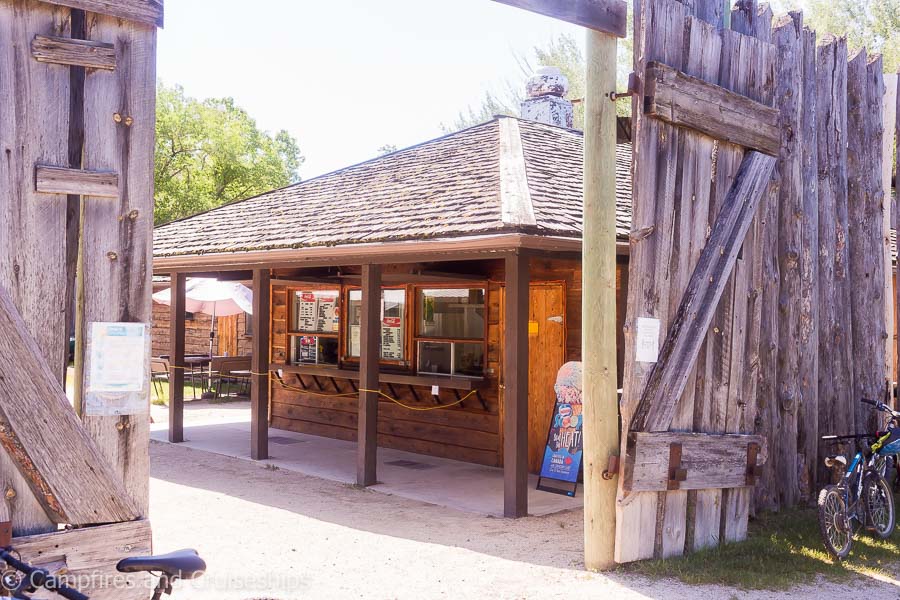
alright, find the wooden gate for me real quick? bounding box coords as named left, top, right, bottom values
left=616, top=0, right=777, bottom=561
left=0, top=0, right=160, bottom=596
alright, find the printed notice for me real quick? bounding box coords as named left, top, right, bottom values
left=88, top=322, right=147, bottom=392
left=635, top=317, right=661, bottom=363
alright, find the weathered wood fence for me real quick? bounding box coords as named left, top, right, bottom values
left=617, top=0, right=897, bottom=562
left=0, top=0, right=159, bottom=596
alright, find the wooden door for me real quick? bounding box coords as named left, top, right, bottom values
left=527, top=282, right=566, bottom=473
left=218, top=315, right=239, bottom=356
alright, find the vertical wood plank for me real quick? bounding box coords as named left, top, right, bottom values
left=816, top=36, right=854, bottom=485
left=583, top=27, right=620, bottom=570
left=358, top=263, right=381, bottom=486
left=504, top=252, right=529, bottom=518
left=79, top=13, right=156, bottom=514
left=660, top=16, right=721, bottom=557
left=891, top=74, right=900, bottom=403
left=772, top=12, right=803, bottom=510
left=847, top=51, right=887, bottom=433
left=796, top=24, right=819, bottom=503
left=0, top=0, right=72, bottom=535
left=168, top=272, right=186, bottom=443
left=251, top=269, right=271, bottom=460
left=617, top=0, right=687, bottom=562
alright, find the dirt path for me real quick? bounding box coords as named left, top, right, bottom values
left=149, top=441, right=898, bottom=599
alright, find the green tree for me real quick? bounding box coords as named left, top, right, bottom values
left=799, top=0, right=900, bottom=72
left=154, top=82, right=304, bottom=225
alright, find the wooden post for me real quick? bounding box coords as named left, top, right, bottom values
left=772, top=13, right=803, bottom=509
left=582, top=28, right=619, bottom=569
left=168, top=272, right=186, bottom=444
left=847, top=50, right=885, bottom=434
left=882, top=73, right=897, bottom=401
left=816, top=36, right=854, bottom=480
left=251, top=269, right=271, bottom=460
left=504, top=251, right=529, bottom=518
left=796, top=23, right=820, bottom=503
left=358, top=263, right=381, bottom=486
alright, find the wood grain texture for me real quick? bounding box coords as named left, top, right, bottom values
left=0, top=0, right=72, bottom=535
left=582, top=28, right=620, bottom=569
left=11, top=520, right=152, bottom=599
left=489, top=0, right=627, bottom=37
left=34, top=165, right=118, bottom=197
left=31, top=33, right=115, bottom=69
left=617, top=0, right=690, bottom=563
left=816, top=36, right=854, bottom=486
left=39, top=0, right=162, bottom=27
left=644, top=61, right=779, bottom=155
left=629, top=152, right=776, bottom=435
left=0, top=287, right=139, bottom=524
left=794, top=24, right=819, bottom=505
left=882, top=74, right=897, bottom=402
left=847, top=50, right=887, bottom=433
left=624, top=432, right=766, bottom=492
left=78, top=13, right=156, bottom=516
left=772, top=12, right=803, bottom=509
left=894, top=75, right=900, bottom=400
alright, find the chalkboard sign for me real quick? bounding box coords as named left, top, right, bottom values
left=537, top=362, right=583, bottom=497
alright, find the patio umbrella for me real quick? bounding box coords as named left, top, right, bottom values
left=153, top=278, right=253, bottom=397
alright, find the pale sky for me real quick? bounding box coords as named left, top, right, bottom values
left=157, top=0, right=585, bottom=179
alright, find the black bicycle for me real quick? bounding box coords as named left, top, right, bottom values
left=0, top=547, right=205, bottom=599
left=817, top=398, right=900, bottom=559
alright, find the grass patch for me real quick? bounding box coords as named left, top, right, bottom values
left=622, top=503, right=900, bottom=590
left=150, top=381, right=208, bottom=406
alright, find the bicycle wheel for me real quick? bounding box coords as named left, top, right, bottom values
left=818, top=485, right=852, bottom=559
left=864, top=472, right=896, bottom=539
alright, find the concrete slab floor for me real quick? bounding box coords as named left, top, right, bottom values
left=150, top=400, right=583, bottom=517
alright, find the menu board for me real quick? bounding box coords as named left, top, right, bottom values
left=349, top=325, right=361, bottom=357
left=317, top=296, right=339, bottom=332
left=295, top=292, right=339, bottom=333
left=295, top=292, right=317, bottom=332
left=296, top=336, right=317, bottom=364
left=381, top=317, right=403, bottom=360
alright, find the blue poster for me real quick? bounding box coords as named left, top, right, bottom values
left=539, top=363, right=584, bottom=484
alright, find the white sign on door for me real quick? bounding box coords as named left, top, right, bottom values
left=635, top=317, right=661, bottom=363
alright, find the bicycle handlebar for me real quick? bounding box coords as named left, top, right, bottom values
left=0, top=550, right=89, bottom=600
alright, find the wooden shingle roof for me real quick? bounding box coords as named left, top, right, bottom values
left=153, top=116, right=632, bottom=259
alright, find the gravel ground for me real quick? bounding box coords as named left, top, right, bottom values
left=148, top=441, right=900, bottom=599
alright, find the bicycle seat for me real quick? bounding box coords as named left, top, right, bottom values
left=116, top=549, right=206, bottom=580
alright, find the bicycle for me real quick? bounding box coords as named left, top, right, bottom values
left=817, top=398, right=900, bottom=559
left=0, top=547, right=205, bottom=599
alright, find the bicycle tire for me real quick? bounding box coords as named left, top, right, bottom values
left=818, top=485, right=852, bottom=559
left=863, top=472, right=896, bottom=539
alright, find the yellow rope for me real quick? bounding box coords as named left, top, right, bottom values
left=164, top=364, right=478, bottom=412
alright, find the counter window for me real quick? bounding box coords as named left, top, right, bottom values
left=347, top=288, right=406, bottom=361
left=289, top=289, right=339, bottom=366
left=416, top=288, right=485, bottom=377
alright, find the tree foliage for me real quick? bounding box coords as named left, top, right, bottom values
left=799, top=0, right=900, bottom=72
left=154, top=82, right=303, bottom=225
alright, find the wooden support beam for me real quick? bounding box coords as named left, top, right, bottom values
left=31, top=34, right=116, bottom=70
left=503, top=252, right=529, bottom=518
left=0, top=286, right=139, bottom=524
left=168, top=272, right=186, bottom=444
left=251, top=269, right=271, bottom=460
left=882, top=73, right=897, bottom=401
left=358, top=263, right=381, bottom=486
left=489, top=0, right=627, bottom=37
left=623, top=432, right=767, bottom=493
left=644, top=61, right=780, bottom=156
left=39, top=0, right=164, bottom=27
left=11, top=520, right=153, bottom=600
left=582, top=28, right=619, bottom=570
left=630, top=151, right=777, bottom=434
left=35, top=165, right=117, bottom=197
